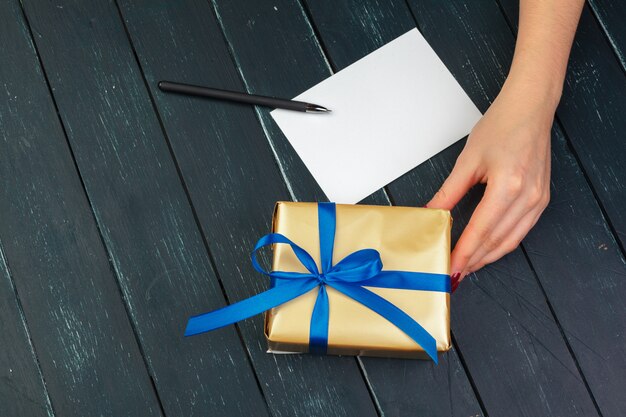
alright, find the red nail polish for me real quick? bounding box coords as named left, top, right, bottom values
left=450, top=272, right=460, bottom=293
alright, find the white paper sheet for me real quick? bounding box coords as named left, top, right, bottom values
left=270, top=28, right=482, bottom=204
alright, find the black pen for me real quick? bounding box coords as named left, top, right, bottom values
left=158, top=81, right=331, bottom=113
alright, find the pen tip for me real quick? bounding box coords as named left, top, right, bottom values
left=306, top=104, right=332, bottom=113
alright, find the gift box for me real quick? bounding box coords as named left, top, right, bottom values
left=265, top=202, right=451, bottom=360
left=185, top=201, right=452, bottom=362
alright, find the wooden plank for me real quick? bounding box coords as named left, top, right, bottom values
left=211, top=1, right=484, bottom=416
left=0, top=1, right=163, bottom=415
left=304, top=1, right=603, bottom=415
left=588, top=0, right=626, bottom=70
left=18, top=0, right=271, bottom=415
left=0, top=250, right=52, bottom=417
left=115, top=1, right=381, bottom=416
left=495, top=2, right=626, bottom=415
left=0, top=13, right=55, bottom=417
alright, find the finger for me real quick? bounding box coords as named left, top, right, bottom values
left=453, top=184, right=547, bottom=291
left=467, top=148, right=551, bottom=273
left=450, top=181, right=515, bottom=275
left=427, top=157, right=477, bottom=210
left=452, top=270, right=475, bottom=293
left=467, top=207, right=544, bottom=272
left=463, top=185, right=543, bottom=272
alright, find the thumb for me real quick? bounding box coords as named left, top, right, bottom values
left=427, top=159, right=476, bottom=210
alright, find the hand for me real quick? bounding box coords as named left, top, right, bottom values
left=427, top=80, right=556, bottom=291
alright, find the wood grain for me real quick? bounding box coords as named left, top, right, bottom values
left=588, top=0, right=626, bottom=70
left=0, top=1, right=163, bottom=415
left=0, top=249, right=52, bottom=417
left=18, top=0, right=271, bottom=415
left=0, top=9, right=54, bottom=415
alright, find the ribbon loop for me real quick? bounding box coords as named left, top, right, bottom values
left=251, top=233, right=319, bottom=277
left=325, top=249, right=383, bottom=283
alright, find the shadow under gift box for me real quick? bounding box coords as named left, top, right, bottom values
left=265, top=202, right=452, bottom=359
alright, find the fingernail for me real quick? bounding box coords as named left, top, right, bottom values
left=451, top=272, right=460, bottom=293
left=422, top=205, right=428, bottom=208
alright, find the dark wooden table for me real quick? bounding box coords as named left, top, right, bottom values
left=1, top=1, right=625, bottom=416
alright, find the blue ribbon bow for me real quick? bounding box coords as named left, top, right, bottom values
left=185, top=202, right=450, bottom=363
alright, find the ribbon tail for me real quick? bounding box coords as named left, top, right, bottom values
left=309, top=285, right=329, bottom=354
left=185, top=279, right=318, bottom=337
left=329, top=282, right=439, bottom=363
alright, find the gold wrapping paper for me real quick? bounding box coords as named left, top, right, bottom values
left=264, top=202, right=452, bottom=359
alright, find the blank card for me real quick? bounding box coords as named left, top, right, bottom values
left=270, top=28, right=482, bottom=204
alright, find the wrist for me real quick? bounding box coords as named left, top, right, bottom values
left=501, top=68, right=563, bottom=113
left=503, top=42, right=567, bottom=112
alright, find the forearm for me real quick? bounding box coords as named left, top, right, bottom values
left=432, top=0, right=585, bottom=283
left=504, top=0, right=585, bottom=110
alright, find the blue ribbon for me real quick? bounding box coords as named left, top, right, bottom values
left=185, top=202, right=450, bottom=363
